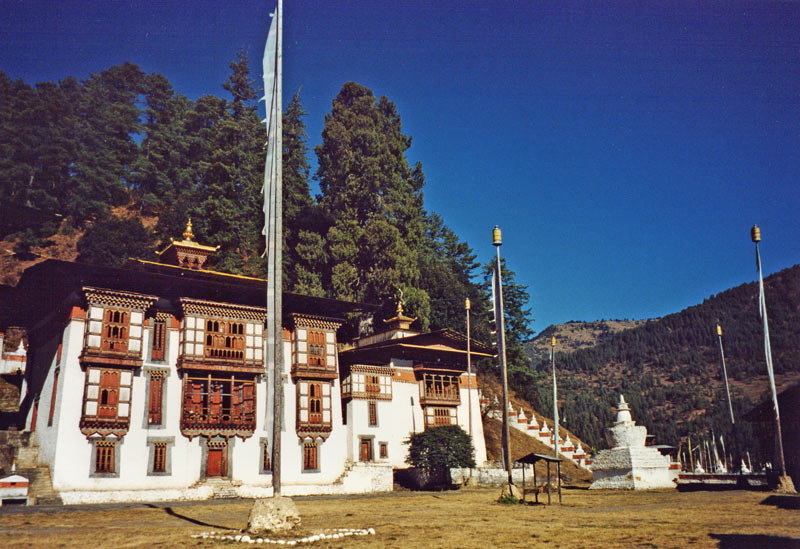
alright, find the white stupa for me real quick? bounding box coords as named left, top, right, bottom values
left=589, top=395, right=678, bottom=490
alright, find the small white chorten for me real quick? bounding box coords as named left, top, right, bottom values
left=589, top=394, right=678, bottom=490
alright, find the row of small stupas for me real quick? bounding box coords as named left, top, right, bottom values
left=480, top=393, right=592, bottom=470
left=0, top=222, right=489, bottom=504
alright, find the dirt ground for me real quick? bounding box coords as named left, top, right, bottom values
left=0, top=488, right=799, bottom=548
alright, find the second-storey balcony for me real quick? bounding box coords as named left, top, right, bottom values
left=418, top=371, right=461, bottom=406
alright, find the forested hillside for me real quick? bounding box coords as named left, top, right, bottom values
left=523, top=265, right=800, bottom=454
left=0, top=57, right=533, bottom=352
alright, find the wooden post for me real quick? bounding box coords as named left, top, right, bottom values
left=547, top=462, right=551, bottom=505
left=557, top=461, right=562, bottom=504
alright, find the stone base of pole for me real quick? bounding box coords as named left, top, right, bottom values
left=247, top=497, right=301, bottom=535
left=775, top=475, right=797, bottom=494
left=500, top=483, right=521, bottom=501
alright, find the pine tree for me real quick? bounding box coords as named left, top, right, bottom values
left=281, top=90, right=316, bottom=291
left=314, top=82, right=427, bottom=323
left=130, top=73, right=193, bottom=217
left=481, top=258, right=534, bottom=372
left=65, top=63, right=146, bottom=223
left=192, top=51, right=266, bottom=276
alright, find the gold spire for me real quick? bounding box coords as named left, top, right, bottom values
left=183, top=219, right=195, bottom=241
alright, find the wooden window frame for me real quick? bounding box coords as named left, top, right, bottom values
left=379, top=442, right=388, bottom=459
left=30, top=397, right=39, bottom=432
left=307, top=331, right=326, bottom=367
left=181, top=374, right=256, bottom=432
left=368, top=401, right=377, bottom=427
left=95, top=442, right=115, bottom=474
left=152, top=443, right=167, bottom=473
left=425, top=406, right=457, bottom=428
left=48, top=368, right=59, bottom=427
left=82, top=367, right=133, bottom=424
left=303, top=441, right=319, bottom=471
left=101, top=309, right=130, bottom=353
left=148, top=373, right=164, bottom=426
left=365, top=375, right=380, bottom=394
left=151, top=318, right=167, bottom=361
left=308, top=382, right=323, bottom=424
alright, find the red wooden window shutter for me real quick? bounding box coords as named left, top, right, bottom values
left=148, top=375, right=163, bottom=425
left=151, top=319, right=166, bottom=361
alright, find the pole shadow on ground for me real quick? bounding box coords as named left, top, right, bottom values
left=710, top=533, right=800, bottom=548
left=145, top=504, right=237, bottom=530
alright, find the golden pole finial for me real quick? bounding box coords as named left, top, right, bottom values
left=716, top=324, right=722, bottom=336
left=492, top=225, right=502, bottom=246
left=551, top=336, right=556, bottom=347
left=465, top=297, right=471, bottom=310
left=751, top=224, right=761, bottom=243
left=183, top=219, right=195, bottom=241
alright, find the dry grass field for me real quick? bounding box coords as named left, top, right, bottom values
left=1, top=488, right=799, bottom=548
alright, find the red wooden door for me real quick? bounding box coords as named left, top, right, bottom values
left=207, top=447, right=225, bottom=477
left=360, top=439, right=372, bottom=462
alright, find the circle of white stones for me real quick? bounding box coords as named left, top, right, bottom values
left=191, top=527, right=376, bottom=545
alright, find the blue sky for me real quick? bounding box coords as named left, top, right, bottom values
left=2, top=1, right=799, bottom=333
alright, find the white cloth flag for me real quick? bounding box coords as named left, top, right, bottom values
left=756, top=247, right=780, bottom=421
left=262, top=7, right=282, bottom=374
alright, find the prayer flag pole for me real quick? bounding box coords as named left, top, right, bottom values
left=751, top=225, right=794, bottom=493
left=716, top=324, right=735, bottom=425
left=551, top=336, right=559, bottom=460
left=492, top=226, right=513, bottom=486
left=262, top=0, right=283, bottom=497
left=466, top=297, right=473, bottom=440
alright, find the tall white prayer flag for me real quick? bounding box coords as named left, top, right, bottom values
left=262, top=0, right=283, bottom=496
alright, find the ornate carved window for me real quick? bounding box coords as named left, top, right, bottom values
left=85, top=307, right=144, bottom=356
left=204, top=319, right=245, bottom=360
left=425, top=406, right=456, bottom=427
left=82, top=367, right=133, bottom=424
left=303, top=441, right=318, bottom=471
left=152, top=443, right=167, bottom=473
left=180, top=313, right=263, bottom=365
left=180, top=374, right=256, bottom=439
left=379, top=442, right=388, bottom=459
left=291, top=317, right=340, bottom=380
left=307, top=331, right=326, bottom=366
left=365, top=375, right=380, bottom=394
left=342, top=367, right=392, bottom=400
left=368, top=401, right=377, bottom=426
left=309, top=383, right=322, bottom=424
left=297, top=380, right=331, bottom=434
left=419, top=373, right=460, bottom=404
left=151, top=318, right=167, bottom=361
left=95, top=441, right=115, bottom=474
left=148, top=372, right=165, bottom=425
left=82, top=288, right=155, bottom=365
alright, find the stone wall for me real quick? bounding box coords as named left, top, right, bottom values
left=450, top=466, right=552, bottom=487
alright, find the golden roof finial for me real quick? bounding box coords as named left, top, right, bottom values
left=397, top=299, right=404, bottom=316
left=183, top=219, right=194, bottom=241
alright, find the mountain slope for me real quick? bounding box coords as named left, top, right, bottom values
left=525, top=320, right=647, bottom=362
left=523, top=264, right=800, bottom=455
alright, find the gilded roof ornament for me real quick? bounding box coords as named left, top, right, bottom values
left=183, top=219, right=195, bottom=241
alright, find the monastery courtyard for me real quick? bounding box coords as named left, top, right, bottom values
left=0, top=488, right=798, bottom=548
